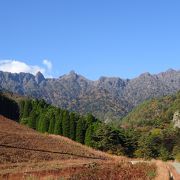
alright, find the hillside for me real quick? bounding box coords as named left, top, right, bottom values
left=0, top=69, right=180, bottom=121
left=0, top=115, right=110, bottom=164
left=121, top=91, right=180, bottom=128
left=0, top=115, right=161, bottom=180
left=1, top=89, right=180, bottom=162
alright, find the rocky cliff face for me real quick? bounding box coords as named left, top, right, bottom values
left=173, top=111, right=180, bottom=128
left=0, top=69, right=180, bottom=121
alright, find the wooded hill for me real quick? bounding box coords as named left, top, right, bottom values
left=121, top=91, right=180, bottom=128
left=0, top=92, right=179, bottom=161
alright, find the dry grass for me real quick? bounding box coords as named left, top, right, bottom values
left=69, top=162, right=157, bottom=180
left=0, top=115, right=159, bottom=180
left=0, top=161, right=157, bottom=180
left=0, top=115, right=114, bottom=164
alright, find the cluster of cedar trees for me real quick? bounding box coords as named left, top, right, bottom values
left=18, top=99, right=133, bottom=155
left=0, top=93, right=179, bottom=161
left=19, top=99, right=95, bottom=144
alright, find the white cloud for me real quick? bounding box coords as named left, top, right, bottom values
left=43, top=59, right=52, bottom=71
left=0, top=60, right=53, bottom=77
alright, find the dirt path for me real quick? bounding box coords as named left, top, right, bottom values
left=172, top=162, right=180, bottom=174
left=131, top=160, right=179, bottom=180
left=167, top=162, right=180, bottom=180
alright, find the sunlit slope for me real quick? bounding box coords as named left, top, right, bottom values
left=0, top=115, right=110, bottom=164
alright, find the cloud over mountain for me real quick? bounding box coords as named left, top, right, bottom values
left=0, top=60, right=52, bottom=77
left=43, top=59, right=52, bottom=71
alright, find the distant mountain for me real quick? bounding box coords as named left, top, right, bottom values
left=0, top=69, right=180, bottom=121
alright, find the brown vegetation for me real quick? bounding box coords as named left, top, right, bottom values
left=0, top=115, right=165, bottom=180
left=0, top=115, right=112, bottom=164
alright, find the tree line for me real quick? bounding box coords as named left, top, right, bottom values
left=0, top=94, right=179, bottom=161
left=19, top=99, right=136, bottom=155
left=19, top=99, right=93, bottom=144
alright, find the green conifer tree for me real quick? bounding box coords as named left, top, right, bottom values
left=38, top=112, right=49, bottom=133
left=54, top=109, right=63, bottom=135
left=70, top=112, right=79, bottom=140
left=19, top=100, right=25, bottom=119
left=23, top=100, right=32, bottom=118
left=85, top=124, right=94, bottom=146
left=76, top=117, right=86, bottom=144
left=48, top=109, right=56, bottom=134
left=62, top=110, right=70, bottom=137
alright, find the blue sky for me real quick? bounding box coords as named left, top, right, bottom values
left=0, top=0, right=180, bottom=79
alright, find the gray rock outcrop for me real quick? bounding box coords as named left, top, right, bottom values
left=173, top=111, right=180, bottom=128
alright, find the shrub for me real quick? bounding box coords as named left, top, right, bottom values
left=175, top=153, right=180, bottom=162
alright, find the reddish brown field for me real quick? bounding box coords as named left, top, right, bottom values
left=0, top=115, right=112, bottom=164
left=0, top=115, right=168, bottom=180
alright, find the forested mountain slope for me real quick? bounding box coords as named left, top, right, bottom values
left=1, top=92, right=179, bottom=161
left=121, top=91, right=180, bottom=128
left=0, top=69, right=180, bottom=121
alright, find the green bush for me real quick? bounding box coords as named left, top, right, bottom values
left=159, top=147, right=171, bottom=161
left=175, top=153, right=180, bottom=162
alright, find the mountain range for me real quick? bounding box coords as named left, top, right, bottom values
left=0, top=69, right=180, bottom=122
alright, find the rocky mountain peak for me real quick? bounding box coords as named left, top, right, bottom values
left=0, top=69, right=179, bottom=121
left=35, top=71, right=45, bottom=84
left=166, top=68, right=176, bottom=73
left=66, top=70, right=78, bottom=79
left=69, top=70, right=76, bottom=75
left=139, top=72, right=152, bottom=78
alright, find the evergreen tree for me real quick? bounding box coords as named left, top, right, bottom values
left=20, top=117, right=29, bottom=125
left=134, top=130, right=162, bottom=159
left=85, top=124, right=94, bottom=146
left=38, top=99, right=48, bottom=109
left=48, top=109, right=56, bottom=134
left=23, top=100, right=32, bottom=118
left=27, top=117, right=35, bottom=129
left=69, top=112, right=77, bottom=140
left=84, top=114, right=98, bottom=146
left=19, top=100, right=25, bottom=119
left=159, top=147, right=171, bottom=161
left=123, top=129, right=139, bottom=157
left=54, top=109, right=63, bottom=135
left=76, top=117, right=86, bottom=144
left=38, top=112, right=49, bottom=133
left=62, top=110, right=70, bottom=137
left=92, top=124, right=124, bottom=153
left=28, top=109, right=38, bottom=129
left=86, top=113, right=96, bottom=125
